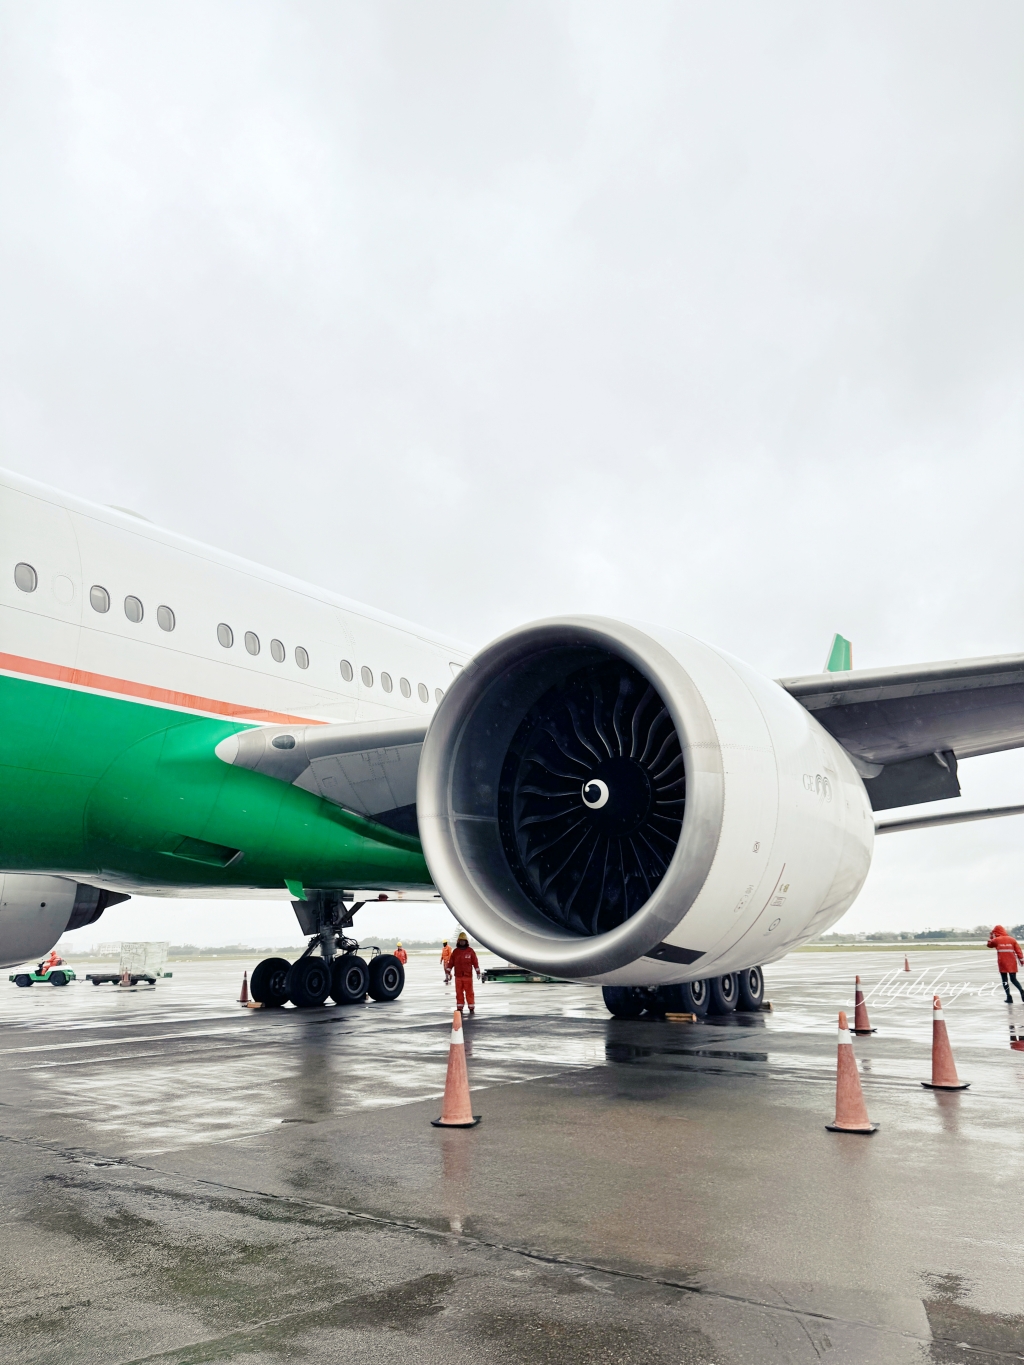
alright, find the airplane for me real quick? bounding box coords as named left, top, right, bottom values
left=4, top=465, right=1024, bottom=1018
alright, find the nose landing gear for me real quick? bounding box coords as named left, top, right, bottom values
left=248, top=891, right=406, bottom=1009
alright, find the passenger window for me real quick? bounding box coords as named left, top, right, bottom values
left=217, top=623, right=233, bottom=648
left=361, top=666, right=373, bottom=688
left=295, top=646, right=309, bottom=669
left=271, top=638, right=285, bottom=663
left=90, top=585, right=110, bottom=613
left=157, top=605, right=175, bottom=632
left=125, top=596, right=144, bottom=623
left=381, top=672, right=393, bottom=693
left=435, top=687, right=444, bottom=704
left=340, top=659, right=354, bottom=682
left=14, top=563, right=37, bottom=593
left=400, top=677, right=411, bottom=698
left=244, top=631, right=260, bottom=656
left=417, top=683, right=428, bottom=703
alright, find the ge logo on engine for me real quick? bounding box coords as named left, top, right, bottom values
left=802, top=773, right=832, bottom=802
left=582, top=779, right=610, bottom=809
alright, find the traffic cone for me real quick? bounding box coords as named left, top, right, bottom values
left=851, top=975, right=876, bottom=1035
left=904, top=956, right=910, bottom=972
left=922, top=995, right=969, bottom=1090
left=238, top=970, right=249, bottom=1005
left=119, top=968, right=132, bottom=988
left=431, top=1010, right=480, bottom=1128
left=1010, top=1023, right=1024, bottom=1053
left=826, top=1011, right=878, bottom=1133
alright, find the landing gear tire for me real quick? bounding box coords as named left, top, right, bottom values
left=331, top=955, right=369, bottom=1004
left=367, top=954, right=404, bottom=1002
left=658, top=980, right=710, bottom=1017
left=250, top=956, right=291, bottom=1008
left=602, top=986, right=647, bottom=1019
left=287, top=956, right=332, bottom=1008
left=14, top=973, right=32, bottom=987
left=49, top=971, right=68, bottom=987
left=736, top=966, right=764, bottom=1012
left=708, top=973, right=738, bottom=1015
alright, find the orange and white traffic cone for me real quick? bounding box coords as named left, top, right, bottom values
left=851, top=975, right=876, bottom=1035
left=922, top=995, right=969, bottom=1090
left=119, top=968, right=132, bottom=988
left=238, top=970, right=249, bottom=1005
left=431, top=1010, right=480, bottom=1128
left=826, top=1010, right=878, bottom=1134
left=904, top=956, right=910, bottom=972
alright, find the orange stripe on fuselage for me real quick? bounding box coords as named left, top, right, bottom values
left=0, top=651, right=326, bottom=727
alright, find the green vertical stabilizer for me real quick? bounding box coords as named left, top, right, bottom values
left=825, top=633, right=853, bottom=672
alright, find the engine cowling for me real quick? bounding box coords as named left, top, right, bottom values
left=0, top=875, right=129, bottom=969
left=417, top=617, right=873, bottom=986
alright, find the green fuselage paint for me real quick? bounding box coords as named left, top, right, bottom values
left=0, top=467, right=468, bottom=898
left=0, top=672, right=431, bottom=892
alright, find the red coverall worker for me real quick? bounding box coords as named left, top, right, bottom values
left=450, top=938, right=480, bottom=1013
left=394, top=943, right=408, bottom=965
left=440, top=941, right=452, bottom=984
left=988, top=925, right=1024, bottom=1003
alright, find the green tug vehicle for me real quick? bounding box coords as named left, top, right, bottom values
left=10, top=959, right=76, bottom=988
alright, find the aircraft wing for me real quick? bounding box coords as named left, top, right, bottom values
left=215, top=719, right=428, bottom=836
left=778, top=653, right=1024, bottom=810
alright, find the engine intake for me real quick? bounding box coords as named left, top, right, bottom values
left=417, top=618, right=726, bottom=977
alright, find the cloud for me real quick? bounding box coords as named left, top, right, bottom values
left=3, top=1, right=1024, bottom=932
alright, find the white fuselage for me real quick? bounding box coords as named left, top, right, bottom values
left=0, top=468, right=471, bottom=732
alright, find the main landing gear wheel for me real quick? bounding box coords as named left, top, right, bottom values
left=367, top=954, right=404, bottom=1002
left=602, top=986, right=647, bottom=1018
left=708, top=973, right=738, bottom=1015
left=736, top=966, right=764, bottom=1012
left=657, top=980, right=710, bottom=1017
left=287, top=956, right=332, bottom=1009
left=250, top=956, right=291, bottom=1008
left=331, top=955, right=369, bottom=1004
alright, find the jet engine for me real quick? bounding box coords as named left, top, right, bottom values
left=417, top=617, right=873, bottom=986
left=0, top=875, right=129, bottom=969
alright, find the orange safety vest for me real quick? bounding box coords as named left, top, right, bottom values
left=450, top=945, right=479, bottom=977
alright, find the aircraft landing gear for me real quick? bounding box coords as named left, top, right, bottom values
left=250, top=955, right=291, bottom=1007
left=602, top=969, right=764, bottom=1019
left=736, top=966, right=764, bottom=1012
left=249, top=891, right=407, bottom=1010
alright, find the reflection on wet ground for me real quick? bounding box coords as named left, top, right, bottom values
left=1, top=948, right=1023, bottom=1363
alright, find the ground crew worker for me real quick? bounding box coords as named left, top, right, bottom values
left=449, top=932, right=481, bottom=1014
left=440, top=940, right=452, bottom=984
left=37, top=949, right=62, bottom=974
left=394, top=942, right=408, bottom=965
left=987, top=925, right=1024, bottom=1003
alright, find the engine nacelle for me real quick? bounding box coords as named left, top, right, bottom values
left=418, top=617, right=873, bottom=985
left=0, top=875, right=129, bottom=969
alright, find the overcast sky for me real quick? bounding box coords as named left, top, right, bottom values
left=4, top=3, right=1024, bottom=946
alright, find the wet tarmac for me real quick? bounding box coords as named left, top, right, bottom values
left=1, top=948, right=1023, bottom=1364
